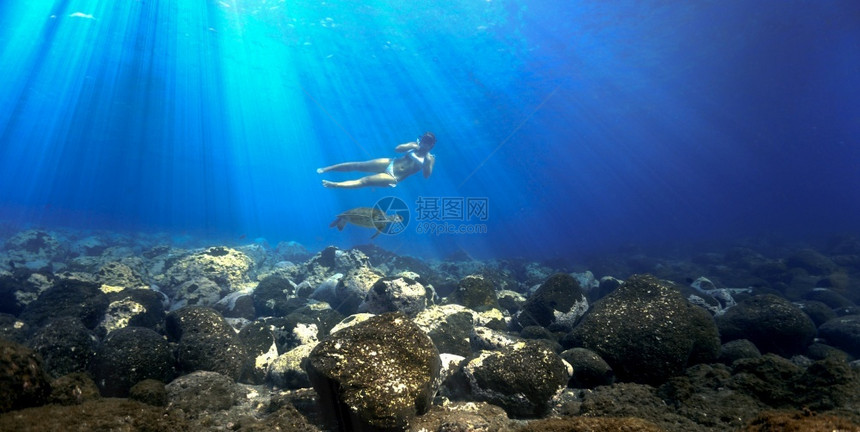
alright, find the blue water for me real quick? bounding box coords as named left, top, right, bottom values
left=1, top=1, right=858, bottom=260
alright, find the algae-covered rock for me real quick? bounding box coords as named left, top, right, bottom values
left=305, top=312, right=440, bottom=431
left=565, top=274, right=720, bottom=385
left=716, top=294, right=817, bottom=356
left=90, top=326, right=175, bottom=397
left=0, top=338, right=51, bottom=413
left=463, top=341, right=569, bottom=418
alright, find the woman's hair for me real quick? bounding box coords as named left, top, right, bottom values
left=419, top=132, right=436, bottom=150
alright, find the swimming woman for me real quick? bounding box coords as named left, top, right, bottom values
left=317, top=132, right=436, bottom=189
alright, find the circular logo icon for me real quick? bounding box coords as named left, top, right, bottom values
left=373, top=196, right=409, bottom=235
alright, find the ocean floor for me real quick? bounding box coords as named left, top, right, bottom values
left=1, top=226, right=860, bottom=431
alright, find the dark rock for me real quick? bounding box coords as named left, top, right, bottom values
left=653, top=363, right=762, bottom=430
left=0, top=275, right=26, bottom=315
left=592, top=276, right=624, bottom=301
left=729, top=354, right=804, bottom=407
left=837, top=305, right=860, bottom=316
left=716, top=294, right=816, bottom=356
left=423, top=310, right=474, bottom=357
left=517, top=416, right=664, bottom=432
left=446, top=274, right=499, bottom=311
left=267, top=343, right=315, bottom=389
left=559, top=347, right=615, bottom=388
left=165, top=370, right=243, bottom=415
left=28, top=317, right=96, bottom=377
left=463, top=341, right=569, bottom=418
left=0, top=338, right=52, bottom=413
left=806, top=342, right=850, bottom=361
left=743, top=410, right=860, bottom=432
left=0, top=399, right=192, bottom=430
left=718, top=339, right=762, bottom=365
left=215, top=292, right=256, bottom=319
left=165, top=305, right=233, bottom=341
left=20, top=280, right=109, bottom=329
left=165, top=306, right=250, bottom=380
left=253, top=274, right=297, bottom=317
left=519, top=325, right=556, bottom=342
left=237, top=403, right=324, bottom=431
left=330, top=267, right=384, bottom=316
left=358, top=276, right=432, bottom=317
left=818, top=315, right=860, bottom=358
left=750, top=261, right=790, bottom=284
left=576, top=382, right=705, bottom=430
left=804, top=288, right=855, bottom=309
left=269, top=305, right=343, bottom=353
left=786, top=249, right=837, bottom=275
left=129, top=379, right=168, bottom=407
left=305, top=312, right=440, bottom=431
left=90, top=326, right=175, bottom=397
left=238, top=320, right=278, bottom=384
left=97, top=288, right=166, bottom=337
left=49, top=372, right=100, bottom=405
left=414, top=401, right=512, bottom=432
left=497, top=290, right=525, bottom=315
left=565, top=274, right=719, bottom=385
left=796, top=300, right=838, bottom=327
left=686, top=303, right=721, bottom=365
left=795, top=356, right=860, bottom=410
left=0, top=313, right=29, bottom=343
left=516, top=273, right=588, bottom=332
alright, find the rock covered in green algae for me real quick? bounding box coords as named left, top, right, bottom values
left=305, top=312, right=441, bottom=431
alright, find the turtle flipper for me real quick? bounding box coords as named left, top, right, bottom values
left=370, top=230, right=381, bottom=239
left=329, top=217, right=346, bottom=231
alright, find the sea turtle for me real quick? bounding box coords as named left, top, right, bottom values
left=329, top=207, right=403, bottom=239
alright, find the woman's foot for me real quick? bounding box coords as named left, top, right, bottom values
left=316, top=167, right=325, bottom=174
left=322, top=180, right=335, bottom=188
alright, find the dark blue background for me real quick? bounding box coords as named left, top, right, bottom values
left=1, top=0, right=858, bottom=259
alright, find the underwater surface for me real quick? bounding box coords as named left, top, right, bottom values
left=1, top=0, right=857, bottom=259
left=2, top=2, right=860, bottom=431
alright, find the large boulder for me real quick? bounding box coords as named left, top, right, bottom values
left=564, top=274, right=720, bottom=385
left=28, top=317, right=96, bottom=378
left=305, top=312, right=440, bottom=431
left=90, top=326, right=175, bottom=397
left=715, top=294, right=816, bottom=356
left=818, top=315, right=860, bottom=358
left=463, top=341, right=569, bottom=418
left=165, top=307, right=250, bottom=381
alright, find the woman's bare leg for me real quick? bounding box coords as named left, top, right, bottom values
left=322, top=173, right=397, bottom=189
left=317, top=158, right=390, bottom=174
